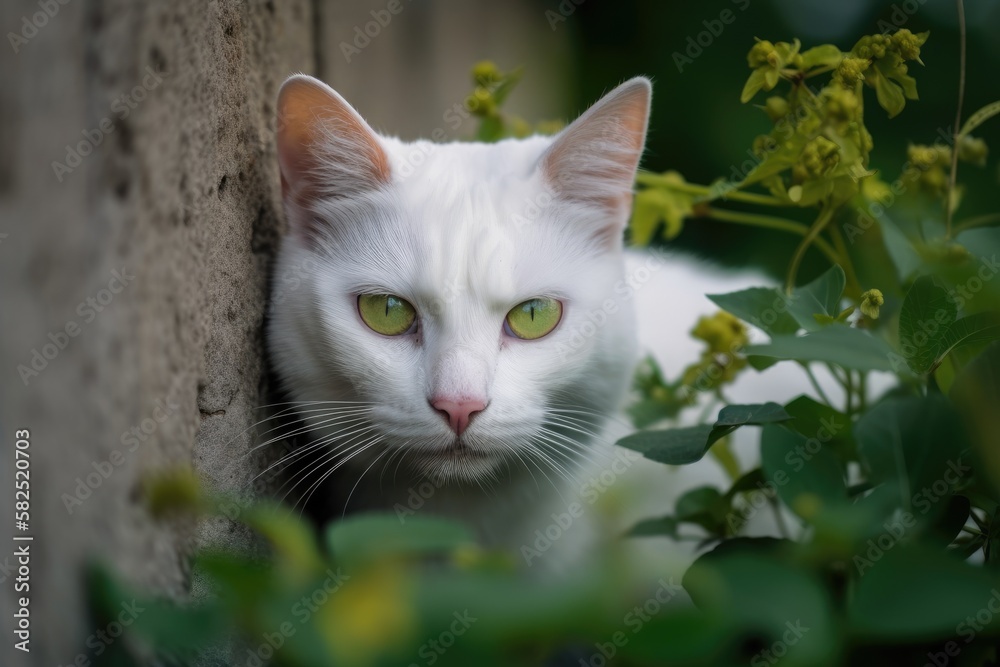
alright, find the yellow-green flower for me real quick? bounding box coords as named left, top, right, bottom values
left=691, top=311, right=748, bottom=356
left=957, top=135, right=989, bottom=167
left=891, top=29, right=929, bottom=62
left=747, top=39, right=777, bottom=68
left=472, top=60, right=501, bottom=87
left=762, top=96, right=789, bottom=122
left=860, top=289, right=884, bottom=320
left=793, top=136, right=841, bottom=182
left=834, top=57, right=870, bottom=88
left=321, top=562, right=415, bottom=667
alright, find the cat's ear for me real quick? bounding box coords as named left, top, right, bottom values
left=276, top=74, right=390, bottom=218
left=538, top=77, right=651, bottom=228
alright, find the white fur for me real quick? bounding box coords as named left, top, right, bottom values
left=267, top=76, right=858, bottom=573
left=269, top=77, right=651, bottom=565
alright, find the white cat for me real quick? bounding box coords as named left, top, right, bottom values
left=266, top=74, right=822, bottom=569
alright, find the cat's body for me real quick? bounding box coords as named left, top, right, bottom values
left=266, top=74, right=795, bottom=567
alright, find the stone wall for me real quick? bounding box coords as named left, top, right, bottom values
left=0, top=1, right=565, bottom=664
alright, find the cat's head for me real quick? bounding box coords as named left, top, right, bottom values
left=268, top=74, right=651, bottom=484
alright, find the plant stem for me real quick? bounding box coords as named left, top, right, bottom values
left=635, top=171, right=787, bottom=207
left=802, top=363, right=834, bottom=406
left=945, top=0, right=967, bottom=239
left=828, top=224, right=862, bottom=298
left=703, top=207, right=841, bottom=266
left=954, top=212, right=1000, bottom=235
left=786, top=204, right=836, bottom=293
left=770, top=499, right=791, bottom=539
left=845, top=369, right=854, bottom=415
left=857, top=371, right=868, bottom=413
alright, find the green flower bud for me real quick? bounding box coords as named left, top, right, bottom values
left=509, top=117, right=532, bottom=138
left=907, top=144, right=942, bottom=170
left=957, top=135, right=989, bottom=167
left=691, top=311, right=748, bottom=355
left=919, top=166, right=949, bottom=196
left=748, top=40, right=776, bottom=68
left=763, top=96, right=789, bottom=121
left=798, top=135, right=841, bottom=179
left=860, top=289, right=884, bottom=320
left=466, top=86, right=497, bottom=117
left=942, top=243, right=971, bottom=264
left=472, top=60, right=501, bottom=87
left=825, top=87, right=860, bottom=122
left=835, top=57, right=870, bottom=87
left=891, top=29, right=929, bottom=61
left=752, top=134, right=777, bottom=158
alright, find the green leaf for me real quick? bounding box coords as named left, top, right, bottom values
left=684, top=551, right=838, bottom=665
left=741, top=67, right=768, bottom=103
left=800, top=44, right=843, bottom=69
left=627, top=398, right=675, bottom=428
left=950, top=342, right=1000, bottom=487
left=245, top=504, right=325, bottom=577
left=871, top=68, right=905, bottom=116
left=628, top=515, right=679, bottom=538
left=877, top=214, right=923, bottom=281
left=630, top=186, right=690, bottom=244
left=783, top=395, right=856, bottom=462
left=741, top=131, right=810, bottom=186
left=853, top=395, right=970, bottom=511
left=326, top=514, right=474, bottom=568
left=708, top=266, right=845, bottom=337
left=617, top=424, right=717, bottom=465
left=786, top=265, right=846, bottom=331
left=715, top=402, right=792, bottom=426
left=925, top=494, right=971, bottom=547
left=708, top=287, right=800, bottom=337
left=618, top=403, right=791, bottom=466
left=746, top=326, right=899, bottom=372
left=959, top=99, right=1000, bottom=138
left=849, top=545, right=999, bottom=640
left=675, top=485, right=728, bottom=534
left=898, top=275, right=957, bottom=373
left=88, top=564, right=226, bottom=656
left=724, top=467, right=767, bottom=501
left=868, top=65, right=906, bottom=118
left=760, top=424, right=847, bottom=519
left=933, top=312, right=1000, bottom=371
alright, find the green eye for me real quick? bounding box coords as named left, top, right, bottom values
left=505, top=298, right=562, bottom=340
left=358, top=294, right=416, bottom=336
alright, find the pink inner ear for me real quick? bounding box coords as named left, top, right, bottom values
left=276, top=76, right=391, bottom=206
left=540, top=78, right=651, bottom=217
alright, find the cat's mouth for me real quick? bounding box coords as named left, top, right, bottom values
left=431, top=439, right=493, bottom=461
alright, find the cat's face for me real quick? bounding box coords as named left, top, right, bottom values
left=268, top=75, right=650, bottom=484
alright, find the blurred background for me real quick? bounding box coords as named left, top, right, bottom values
left=0, top=1, right=997, bottom=665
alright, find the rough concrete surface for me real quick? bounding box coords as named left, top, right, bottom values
left=0, top=1, right=561, bottom=664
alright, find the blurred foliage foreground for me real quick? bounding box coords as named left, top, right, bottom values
left=89, top=25, right=1000, bottom=667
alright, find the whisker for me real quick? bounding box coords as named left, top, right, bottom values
left=252, top=422, right=376, bottom=483
left=298, top=435, right=386, bottom=514
left=341, top=444, right=391, bottom=517
left=243, top=411, right=373, bottom=459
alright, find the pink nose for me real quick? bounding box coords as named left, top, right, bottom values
left=431, top=397, right=487, bottom=436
